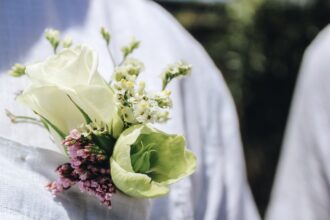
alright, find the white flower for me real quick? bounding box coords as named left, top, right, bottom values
left=121, top=38, right=140, bottom=58
left=45, top=29, right=60, bottom=41
left=8, top=63, right=26, bottom=77
left=45, top=28, right=60, bottom=52
left=100, top=27, right=110, bottom=45
left=62, top=36, right=73, bottom=48
left=120, top=106, right=137, bottom=124
left=17, top=45, right=123, bottom=150
left=134, top=100, right=150, bottom=115
left=120, top=79, right=135, bottom=91
left=110, top=56, right=175, bottom=125
left=151, top=90, right=172, bottom=108
left=26, top=45, right=104, bottom=87
left=123, top=58, right=144, bottom=75
left=161, top=61, right=192, bottom=90
left=113, top=59, right=143, bottom=83
left=156, top=111, right=170, bottom=123
left=138, top=81, right=146, bottom=95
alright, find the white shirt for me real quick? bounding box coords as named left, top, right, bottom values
left=266, top=24, right=330, bottom=220
left=0, top=0, right=259, bottom=219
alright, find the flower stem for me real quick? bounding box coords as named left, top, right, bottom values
left=106, top=46, right=116, bottom=69
left=106, top=46, right=116, bottom=84
left=5, top=109, right=44, bottom=127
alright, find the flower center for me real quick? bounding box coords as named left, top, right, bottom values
left=130, top=141, right=158, bottom=174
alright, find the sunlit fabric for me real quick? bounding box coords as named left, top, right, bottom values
left=266, top=24, right=330, bottom=220
left=0, top=0, right=259, bottom=219
left=157, top=0, right=228, bottom=3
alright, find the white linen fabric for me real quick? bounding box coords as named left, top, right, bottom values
left=266, top=24, right=330, bottom=220
left=0, top=0, right=259, bottom=219
left=0, top=137, right=150, bottom=220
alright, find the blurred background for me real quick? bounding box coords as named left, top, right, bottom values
left=155, top=0, right=330, bottom=217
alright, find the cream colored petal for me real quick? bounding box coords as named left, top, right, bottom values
left=64, top=85, right=123, bottom=136
left=110, top=114, right=124, bottom=139
left=111, top=158, right=169, bottom=198
left=17, top=85, right=85, bottom=135
left=26, top=45, right=104, bottom=87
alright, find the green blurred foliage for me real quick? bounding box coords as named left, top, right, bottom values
left=159, top=0, right=330, bottom=216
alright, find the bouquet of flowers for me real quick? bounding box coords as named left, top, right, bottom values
left=6, top=28, right=197, bottom=208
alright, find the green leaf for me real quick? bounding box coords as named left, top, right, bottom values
left=91, top=133, right=116, bottom=156
left=35, top=112, right=66, bottom=139
left=67, top=95, right=92, bottom=124
left=40, top=118, right=50, bottom=131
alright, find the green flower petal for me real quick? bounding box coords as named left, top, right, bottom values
left=110, top=158, right=169, bottom=198
left=110, top=124, right=197, bottom=198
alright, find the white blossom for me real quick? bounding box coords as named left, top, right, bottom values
left=8, top=63, right=26, bottom=77
left=161, top=61, right=192, bottom=90
left=45, top=28, right=60, bottom=52
left=62, top=36, right=73, bottom=48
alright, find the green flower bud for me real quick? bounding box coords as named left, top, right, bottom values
left=110, top=124, right=197, bottom=198
left=161, top=61, right=192, bottom=90
left=8, top=63, right=26, bottom=77
left=63, top=36, right=73, bottom=48
left=45, top=28, right=60, bottom=53
left=121, top=38, right=140, bottom=59
left=100, top=27, right=111, bottom=45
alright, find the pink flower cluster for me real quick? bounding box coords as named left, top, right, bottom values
left=46, top=129, right=116, bottom=208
